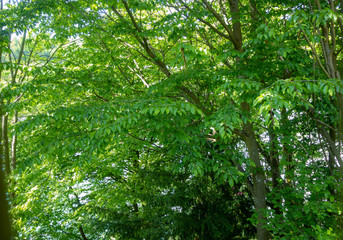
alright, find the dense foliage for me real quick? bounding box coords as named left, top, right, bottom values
left=1, top=0, right=343, bottom=239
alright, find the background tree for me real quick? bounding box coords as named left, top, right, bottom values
left=1, top=0, right=342, bottom=239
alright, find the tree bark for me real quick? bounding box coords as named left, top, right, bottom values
left=0, top=101, right=3, bottom=171
left=0, top=166, right=11, bottom=240
left=0, top=1, right=11, bottom=237
left=3, top=115, right=10, bottom=175
left=243, top=131, right=269, bottom=240
left=0, top=98, right=10, bottom=239
left=268, top=120, right=282, bottom=216
left=242, top=104, right=269, bottom=240
left=228, top=0, right=243, bottom=48
left=11, top=112, right=17, bottom=169
left=79, top=225, right=88, bottom=240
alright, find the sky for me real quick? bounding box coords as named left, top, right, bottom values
left=2, top=0, right=10, bottom=9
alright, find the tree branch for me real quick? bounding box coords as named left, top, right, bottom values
left=202, top=0, right=242, bottom=51
left=79, top=225, right=89, bottom=240
left=179, top=0, right=233, bottom=41
left=300, top=28, right=331, bottom=78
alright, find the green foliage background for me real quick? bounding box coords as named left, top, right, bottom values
left=0, top=0, right=343, bottom=239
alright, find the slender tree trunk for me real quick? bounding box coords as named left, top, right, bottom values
left=11, top=112, right=17, bottom=169
left=0, top=101, right=4, bottom=170
left=242, top=103, right=269, bottom=240
left=226, top=1, right=270, bottom=235
left=281, top=110, right=293, bottom=186
left=229, top=0, right=269, bottom=233
left=328, top=128, right=336, bottom=173
left=79, top=225, right=88, bottom=240
left=316, top=1, right=343, bottom=166
left=3, top=115, right=10, bottom=175
left=132, top=149, right=139, bottom=213
left=0, top=100, right=10, bottom=239
left=228, top=0, right=243, bottom=49
left=243, top=132, right=269, bottom=240
left=0, top=2, right=11, bottom=237
left=268, top=112, right=281, bottom=188
left=0, top=166, right=11, bottom=240
left=268, top=122, right=282, bottom=216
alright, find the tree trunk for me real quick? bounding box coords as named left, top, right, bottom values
left=243, top=131, right=269, bottom=240
left=11, top=112, right=17, bottom=169
left=0, top=1, right=11, bottom=237
left=0, top=166, right=11, bottom=240
left=0, top=101, right=3, bottom=171
left=2, top=115, right=10, bottom=175
left=268, top=122, right=282, bottom=216
left=241, top=102, right=269, bottom=240
left=79, top=225, right=88, bottom=240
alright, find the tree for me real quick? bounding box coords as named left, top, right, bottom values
left=1, top=0, right=342, bottom=239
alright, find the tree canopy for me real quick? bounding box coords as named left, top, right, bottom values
left=1, top=0, right=343, bottom=239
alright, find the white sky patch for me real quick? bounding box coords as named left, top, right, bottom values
left=2, top=0, right=10, bottom=8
